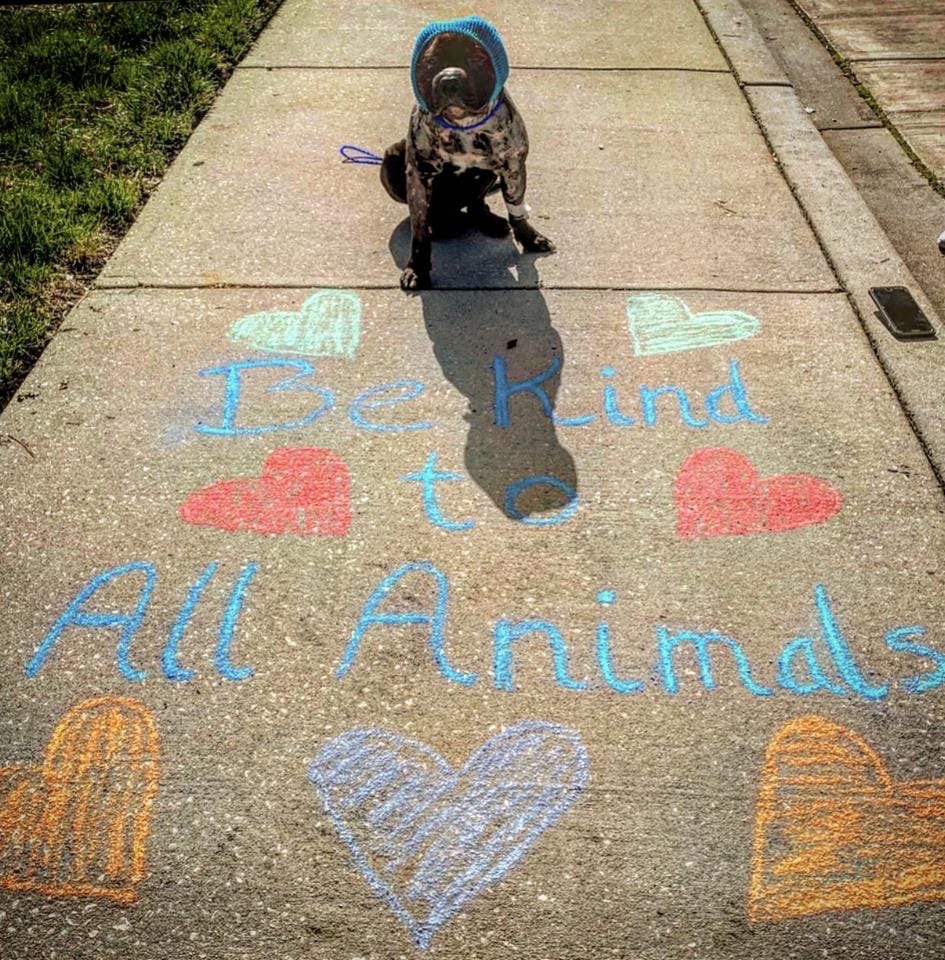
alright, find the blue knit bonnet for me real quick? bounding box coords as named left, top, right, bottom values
left=410, top=15, right=509, bottom=113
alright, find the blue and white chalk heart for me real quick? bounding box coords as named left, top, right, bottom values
left=228, top=289, right=361, bottom=359
left=627, top=293, right=760, bottom=356
left=308, top=721, right=589, bottom=950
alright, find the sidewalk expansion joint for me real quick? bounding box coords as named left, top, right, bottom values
left=847, top=56, right=945, bottom=65
left=237, top=64, right=733, bottom=75
left=91, top=281, right=846, bottom=295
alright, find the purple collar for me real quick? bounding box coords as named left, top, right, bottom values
left=432, top=99, right=502, bottom=132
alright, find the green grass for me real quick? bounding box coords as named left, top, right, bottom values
left=0, top=0, right=281, bottom=407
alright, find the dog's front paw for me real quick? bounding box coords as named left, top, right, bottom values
left=400, top=266, right=431, bottom=291
left=512, top=218, right=556, bottom=254
left=522, top=232, right=556, bottom=253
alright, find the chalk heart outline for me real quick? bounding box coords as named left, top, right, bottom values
left=228, top=289, right=361, bottom=359
left=675, top=447, right=842, bottom=539
left=308, top=721, right=589, bottom=950
left=627, top=293, right=760, bottom=356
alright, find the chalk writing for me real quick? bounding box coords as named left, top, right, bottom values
left=337, top=565, right=939, bottom=700
left=494, top=621, right=589, bottom=690
left=503, top=476, right=579, bottom=525
left=337, top=561, right=476, bottom=686
left=197, top=357, right=336, bottom=437
left=675, top=447, right=842, bottom=539
left=25, top=560, right=258, bottom=681
left=495, top=355, right=766, bottom=430
left=658, top=627, right=774, bottom=696
left=179, top=446, right=352, bottom=537
left=308, top=721, right=589, bottom=950
left=401, top=453, right=475, bottom=532
left=627, top=293, right=760, bottom=356
left=30, top=559, right=941, bottom=699
left=401, top=453, right=579, bottom=529
left=750, top=714, right=945, bottom=922
left=228, top=290, right=361, bottom=359
left=196, top=357, right=431, bottom=437
left=348, top=380, right=434, bottom=433
left=0, top=696, right=159, bottom=905
left=194, top=355, right=765, bottom=439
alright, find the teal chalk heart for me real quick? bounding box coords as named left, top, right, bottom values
left=627, top=294, right=760, bottom=357
left=229, top=290, right=361, bottom=359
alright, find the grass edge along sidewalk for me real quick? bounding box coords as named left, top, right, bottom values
left=0, top=0, right=283, bottom=410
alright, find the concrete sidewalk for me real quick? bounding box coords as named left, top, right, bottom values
left=738, top=0, right=945, bottom=354
left=793, top=0, right=945, bottom=179
left=2, top=2, right=945, bottom=959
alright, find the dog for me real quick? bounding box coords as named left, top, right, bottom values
left=380, top=16, right=554, bottom=290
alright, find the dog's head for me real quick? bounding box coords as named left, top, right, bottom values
left=415, top=33, right=496, bottom=120
left=411, top=17, right=509, bottom=121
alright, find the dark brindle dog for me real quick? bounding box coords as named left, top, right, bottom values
left=381, top=16, right=555, bottom=290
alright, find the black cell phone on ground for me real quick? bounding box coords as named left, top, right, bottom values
left=869, top=286, right=937, bottom=340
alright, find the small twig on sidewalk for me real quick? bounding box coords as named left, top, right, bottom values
left=0, top=434, right=36, bottom=458
left=714, top=199, right=745, bottom=217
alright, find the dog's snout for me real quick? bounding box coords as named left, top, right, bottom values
left=436, top=68, right=466, bottom=93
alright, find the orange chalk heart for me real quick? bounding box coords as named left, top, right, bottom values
left=0, top=696, right=160, bottom=905
left=675, top=447, right=842, bottom=539
left=178, top=446, right=352, bottom=537
left=749, top=715, right=945, bottom=922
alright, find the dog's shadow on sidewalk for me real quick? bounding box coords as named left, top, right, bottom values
left=389, top=219, right=578, bottom=521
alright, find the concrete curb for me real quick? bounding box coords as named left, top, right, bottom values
left=695, top=0, right=789, bottom=86
left=694, top=0, right=945, bottom=490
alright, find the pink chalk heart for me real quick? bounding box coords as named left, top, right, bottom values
left=179, top=447, right=351, bottom=536
left=675, top=447, right=842, bottom=539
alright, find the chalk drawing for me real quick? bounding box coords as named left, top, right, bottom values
left=196, top=355, right=765, bottom=438
left=308, top=721, right=588, bottom=950
left=335, top=564, right=941, bottom=699
left=658, top=627, right=774, bottom=696
left=348, top=380, right=434, bottom=433
left=675, top=447, right=842, bottom=539
left=228, top=290, right=361, bottom=359
left=24, top=562, right=156, bottom=681
left=179, top=447, right=351, bottom=537
left=401, top=453, right=475, bottom=532
left=627, top=293, right=760, bottom=356
left=750, top=714, right=945, bottom=922
left=26, top=560, right=258, bottom=681
left=0, top=696, right=159, bottom=905
left=197, top=357, right=435, bottom=436
left=337, top=561, right=476, bottom=686
left=494, top=620, right=589, bottom=691
left=503, top=476, right=579, bottom=526
left=493, top=354, right=766, bottom=430
left=196, top=357, right=336, bottom=437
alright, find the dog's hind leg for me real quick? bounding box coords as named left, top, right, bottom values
left=380, top=139, right=408, bottom=203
